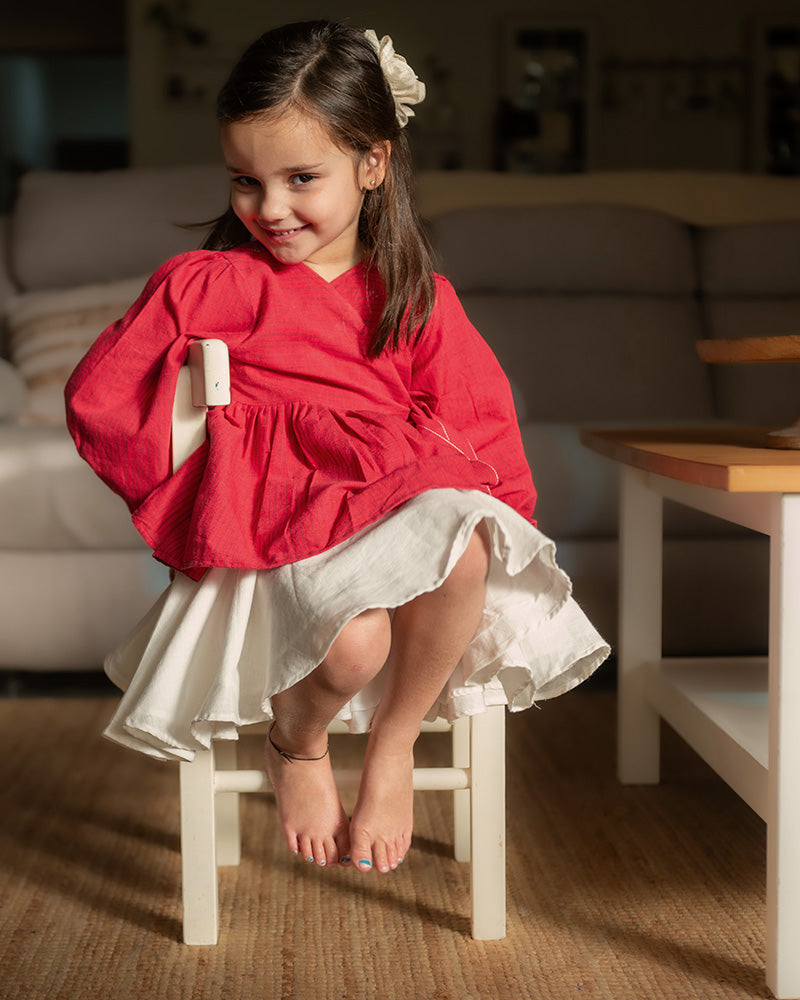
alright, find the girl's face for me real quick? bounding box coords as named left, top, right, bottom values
left=221, top=109, right=388, bottom=282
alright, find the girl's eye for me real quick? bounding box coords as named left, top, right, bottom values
left=291, top=173, right=317, bottom=186
left=232, top=175, right=259, bottom=189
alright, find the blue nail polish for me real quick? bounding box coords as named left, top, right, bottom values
left=307, top=856, right=314, bottom=862
left=341, top=856, right=351, bottom=864
left=358, top=859, right=372, bottom=869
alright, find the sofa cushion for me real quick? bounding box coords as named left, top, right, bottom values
left=7, top=276, right=146, bottom=424
left=11, top=165, right=228, bottom=291
left=429, top=204, right=698, bottom=294
left=520, top=424, right=619, bottom=537
left=0, top=424, right=143, bottom=549
left=0, top=550, right=169, bottom=670
left=699, top=221, right=800, bottom=296
left=554, top=535, right=769, bottom=657
left=464, top=294, right=713, bottom=422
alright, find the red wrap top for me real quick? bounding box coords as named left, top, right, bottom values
left=65, top=245, right=536, bottom=579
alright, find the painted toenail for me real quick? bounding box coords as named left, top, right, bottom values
left=307, top=857, right=314, bottom=862
left=319, top=860, right=326, bottom=866
left=358, top=859, right=372, bottom=869
left=341, top=856, right=351, bottom=864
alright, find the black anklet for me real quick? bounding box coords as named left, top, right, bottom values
left=268, top=722, right=329, bottom=764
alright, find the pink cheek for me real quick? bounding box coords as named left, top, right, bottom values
left=232, top=193, right=257, bottom=217
left=229, top=202, right=246, bottom=223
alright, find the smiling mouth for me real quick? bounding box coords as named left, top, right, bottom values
left=264, top=225, right=308, bottom=238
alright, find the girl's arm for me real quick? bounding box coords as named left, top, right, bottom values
left=65, top=252, right=250, bottom=513
left=410, top=277, right=537, bottom=522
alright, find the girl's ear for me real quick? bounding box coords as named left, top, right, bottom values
left=360, top=141, right=391, bottom=190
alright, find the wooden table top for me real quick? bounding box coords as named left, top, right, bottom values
left=581, top=426, right=800, bottom=493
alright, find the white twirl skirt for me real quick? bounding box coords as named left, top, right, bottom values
left=104, top=489, right=609, bottom=761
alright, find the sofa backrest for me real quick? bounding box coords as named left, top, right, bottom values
left=10, top=167, right=800, bottom=429
left=429, top=203, right=714, bottom=423
left=10, top=165, right=228, bottom=292
left=698, top=221, right=800, bottom=426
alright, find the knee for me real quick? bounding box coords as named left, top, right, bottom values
left=320, top=608, right=391, bottom=692
left=448, top=525, right=490, bottom=592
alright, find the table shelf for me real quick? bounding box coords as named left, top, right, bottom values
left=645, top=657, right=768, bottom=819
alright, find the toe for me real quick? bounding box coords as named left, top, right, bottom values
left=372, top=839, right=396, bottom=874
left=312, top=839, right=329, bottom=867
left=398, top=833, right=411, bottom=866
left=322, top=837, right=339, bottom=868
left=335, top=831, right=351, bottom=868
left=349, top=827, right=373, bottom=873
left=372, top=839, right=388, bottom=874
left=297, top=835, right=315, bottom=864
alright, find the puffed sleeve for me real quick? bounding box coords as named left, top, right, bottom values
left=410, top=276, right=536, bottom=521
left=65, top=251, right=253, bottom=512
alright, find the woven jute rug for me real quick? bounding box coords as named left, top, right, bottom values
left=0, top=687, right=769, bottom=1000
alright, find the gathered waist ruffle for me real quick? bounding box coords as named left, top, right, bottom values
left=132, top=400, right=509, bottom=579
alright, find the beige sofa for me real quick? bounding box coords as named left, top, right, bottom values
left=2, top=167, right=799, bottom=672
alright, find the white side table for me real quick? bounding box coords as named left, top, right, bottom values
left=582, top=427, right=800, bottom=1000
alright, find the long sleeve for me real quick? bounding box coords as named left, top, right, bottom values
left=66, top=252, right=535, bottom=578
left=410, top=276, right=536, bottom=522
left=65, top=251, right=254, bottom=513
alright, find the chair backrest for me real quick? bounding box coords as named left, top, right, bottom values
left=171, top=339, right=230, bottom=471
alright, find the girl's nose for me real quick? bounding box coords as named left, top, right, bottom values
left=258, top=186, right=288, bottom=223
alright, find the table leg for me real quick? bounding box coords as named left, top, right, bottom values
left=766, top=494, right=800, bottom=999
left=618, top=467, right=663, bottom=785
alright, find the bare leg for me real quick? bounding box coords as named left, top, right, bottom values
left=265, top=607, right=391, bottom=868
left=349, top=526, right=490, bottom=874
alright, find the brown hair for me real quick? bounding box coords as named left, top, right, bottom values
left=204, top=20, right=436, bottom=356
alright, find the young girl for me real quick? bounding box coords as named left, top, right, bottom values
left=65, top=20, right=608, bottom=877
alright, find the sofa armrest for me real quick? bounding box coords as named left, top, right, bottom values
left=0, top=216, right=19, bottom=301
left=0, top=216, right=21, bottom=356
left=0, top=357, right=26, bottom=419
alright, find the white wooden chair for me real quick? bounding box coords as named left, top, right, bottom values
left=173, top=339, right=506, bottom=945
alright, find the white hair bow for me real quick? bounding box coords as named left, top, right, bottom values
left=364, top=29, right=426, bottom=127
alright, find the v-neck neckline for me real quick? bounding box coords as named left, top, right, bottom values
left=300, top=259, right=366, bottom=287
left=247, top=243, right=366, bottom=288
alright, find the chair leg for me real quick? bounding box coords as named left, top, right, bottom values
left=213, top=740, right=241, bottom=867
left=469, top=705, right=506, bottom=940
left=451, top=717, right=471, bottom=862
left=180, top=747, right=220, bottom=945
left=177, top=717, right=506, bottom=944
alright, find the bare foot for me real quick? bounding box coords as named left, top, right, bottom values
left=349, top=740, right=414, bottom=874
left=263, top=724, right=351, bottom=868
